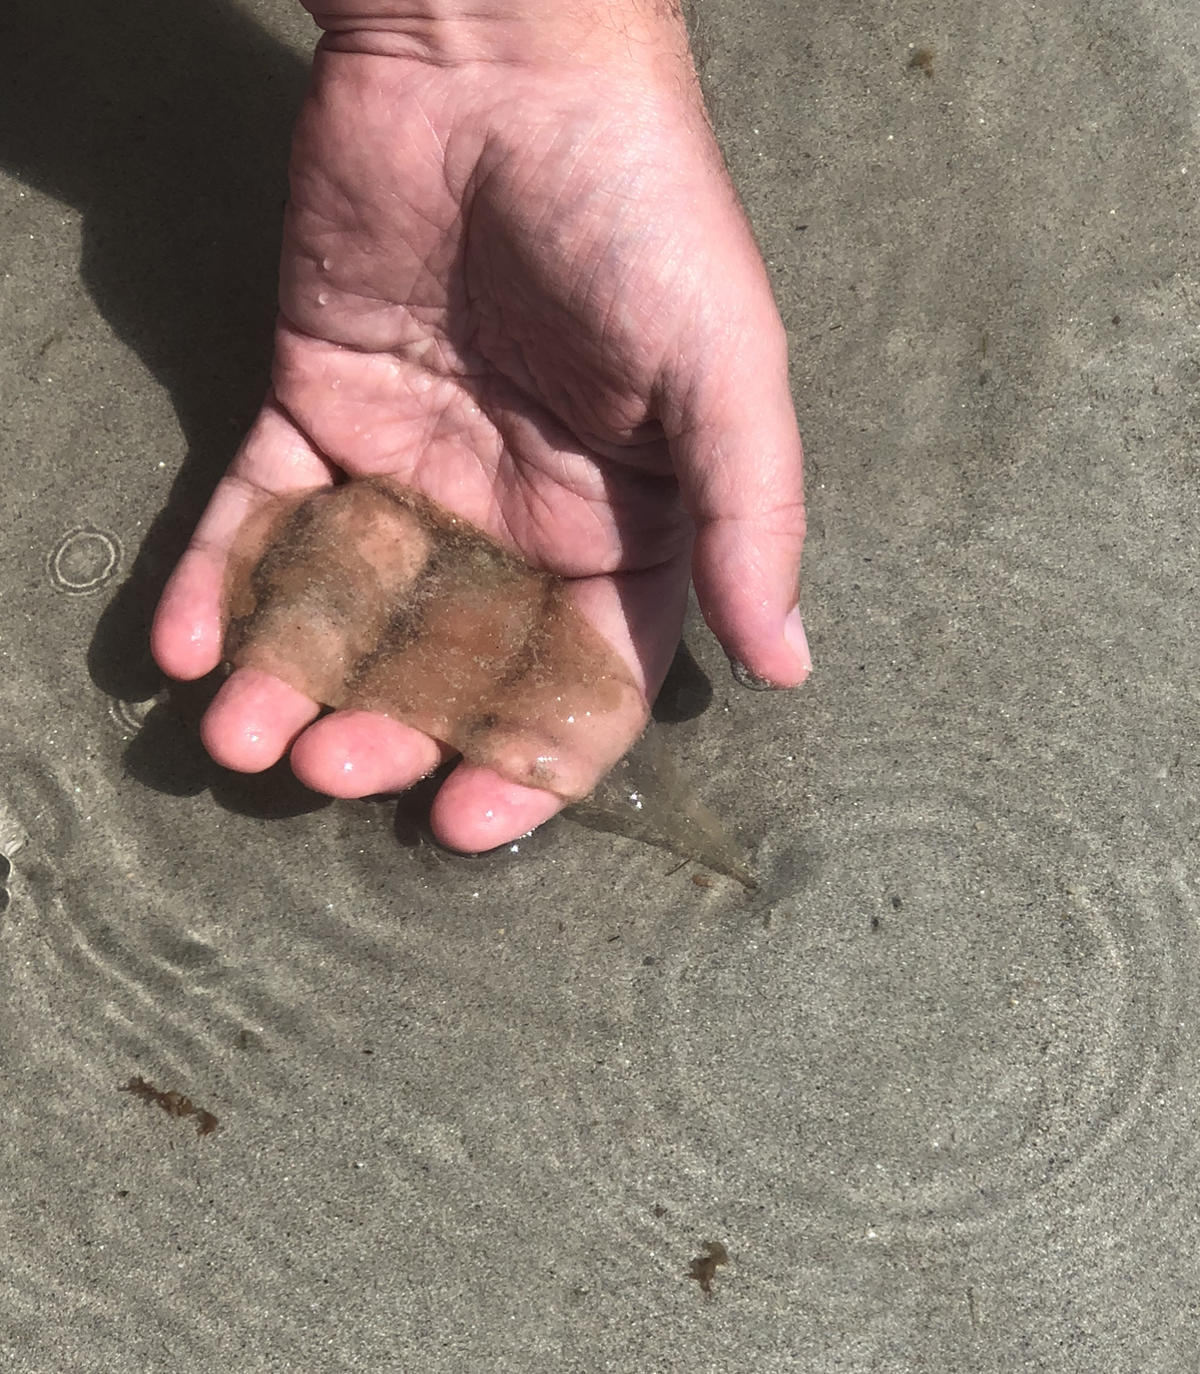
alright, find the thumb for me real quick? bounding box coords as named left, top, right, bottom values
left=666, top=318, right=811, bottom=688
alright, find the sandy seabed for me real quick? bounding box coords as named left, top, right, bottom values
left=2, top=1, right=1199, bottom=1369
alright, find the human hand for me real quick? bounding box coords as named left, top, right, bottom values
left=152, top=1, right=809, bottom=852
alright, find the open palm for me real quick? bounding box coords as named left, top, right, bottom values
left=152, top=44, right=807, bottom=850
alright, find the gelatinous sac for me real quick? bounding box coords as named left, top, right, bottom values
left=221, top=480, right=648, bottom=799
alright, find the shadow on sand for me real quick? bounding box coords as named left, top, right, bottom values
left=1, top=0, right=321, bottom=809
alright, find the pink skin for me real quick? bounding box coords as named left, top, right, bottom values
left=151, top=4, right=809, bottom=853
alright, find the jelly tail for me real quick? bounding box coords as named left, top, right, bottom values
left=566, top=726, right=758, bottom=890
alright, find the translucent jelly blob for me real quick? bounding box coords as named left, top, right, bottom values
left=221, top=479, right=649, bottom=800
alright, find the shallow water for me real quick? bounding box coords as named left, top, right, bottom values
left=4, top=0, right=1200, bottom=1369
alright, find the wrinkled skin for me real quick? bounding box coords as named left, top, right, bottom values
left=152, top=12, right=808, bottom=852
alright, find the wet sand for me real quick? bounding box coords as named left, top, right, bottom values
left=2, top=0, right=1199, bottom=1368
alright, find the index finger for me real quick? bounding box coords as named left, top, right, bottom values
left=151, top=398, right=337, bottom=681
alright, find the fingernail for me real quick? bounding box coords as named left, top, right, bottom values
left=729, top=659, right=775, bottom=691
left=784, top=607, right=812, bottom=678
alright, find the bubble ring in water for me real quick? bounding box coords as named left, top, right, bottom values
left=47, top=524, right=121, bottom=595
left=107, top=694, right=162, bottom=737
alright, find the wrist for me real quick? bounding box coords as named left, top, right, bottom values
left=301, top=1, right=690, bottom=70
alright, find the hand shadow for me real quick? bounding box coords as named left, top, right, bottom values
left=0, top=0, right=321, bottom=812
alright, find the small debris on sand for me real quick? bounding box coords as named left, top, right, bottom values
left=687, top=1240, right=730, bottom=1297
left=119, top=1075, right=219, bottom=1137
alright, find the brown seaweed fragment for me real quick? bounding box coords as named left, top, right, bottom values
left=120, top=1075, right=219, bottom=1137
left=907, top=45, right=935, bottom=77
left=687, top=1240, right=730, bottom=1297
